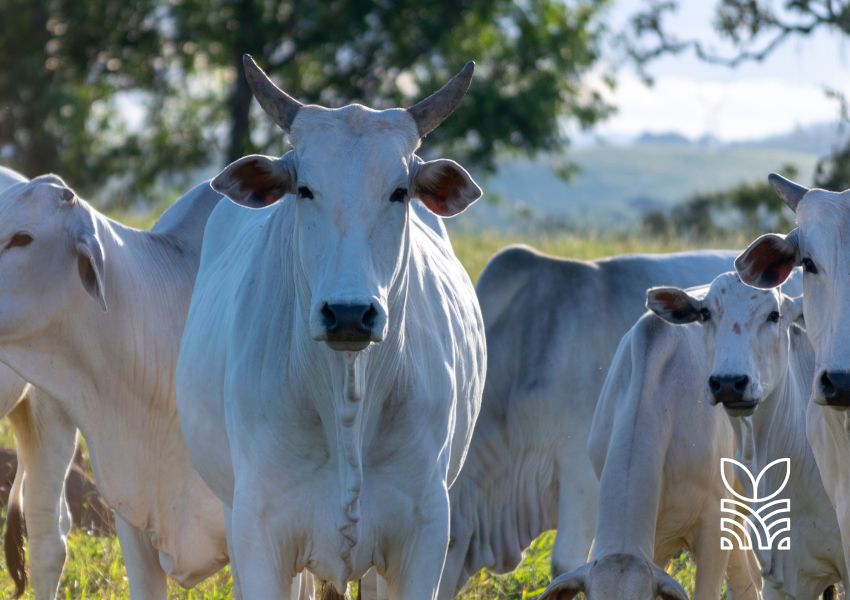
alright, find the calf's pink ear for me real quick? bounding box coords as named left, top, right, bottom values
left=646, top=286, right=703, bottom=325
left=211, top=153, right=295, bottom=208
left=735, top=230, right=799, bottom=289
left=411, top=158, right=482, bottom=217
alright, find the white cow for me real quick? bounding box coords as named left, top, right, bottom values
left=439, top=245, right=736, bottom=597
left=0, top=173, right=247, bottom=599
left=541, top=287, right=763, bottom=600
left=648, top=272, right=844, bottom=599
left=0, top=166, right=80, bottom=600
left=736, top=173, right=850, bottom=588
left=176, top=56, right=486, bottom=599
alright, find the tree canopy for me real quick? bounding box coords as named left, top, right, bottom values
left=0, top=0, right=614, bottom=207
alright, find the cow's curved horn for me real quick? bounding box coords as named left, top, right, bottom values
left=768, top=172, right=809, bottom=212
left=407, top=61, right=475, bottom=137
left=242, top=54, right=303, bottom=133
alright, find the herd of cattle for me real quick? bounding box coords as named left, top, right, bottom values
left=0, top=55, right=848, bottom=600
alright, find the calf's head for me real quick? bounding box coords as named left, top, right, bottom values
left=736, top=174, right=850, bottom=408
left=0, top=175, right=106, bottom=341
left=211, top=56, right=482, bottom=352
left=539, top=553, right=688, bottom=600
left=647, top=272, right=800, bottom=416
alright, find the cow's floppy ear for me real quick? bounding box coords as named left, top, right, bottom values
left=652, top=565, right=689, bottom=600
left=735, top=229, right=800, bottom=289
left=538, top=565, right=588, bottom=600
left=211, top=153, right=295, bottom=208
left=60, top=185, right=107, bottom=312
left=71, top=211, right=107, bottom=313
left=411, top=158, right=482, bottom=217
left=646, top=286, right=704, bottom=325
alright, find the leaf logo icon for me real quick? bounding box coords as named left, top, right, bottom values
left=720, top=457, right=791, bottom=551
left=721, top=458, right=790, bottom=502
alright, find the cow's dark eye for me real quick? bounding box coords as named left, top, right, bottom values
left=389, top=187, right=408, bottom=203
left=297, top=186, right=314, bottom=199
left=700, top=307, right=711, bottom=322
left=5, top=233, right=32, bottom=249
left=802, top=257, right=818, bottom=274
left=767, top=311, right=780, bottom=323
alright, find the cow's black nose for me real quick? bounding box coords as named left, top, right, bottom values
left=321, top=303, right=377, bottom=350
left=708, top=374, right=750, bottom=406
left=820, top=370, right=850, bottom=407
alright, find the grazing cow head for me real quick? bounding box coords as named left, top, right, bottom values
left=647, top=272, right=801, bottom=417
left=539, top=554, right=689, bottom=600
left=0, top=175, right=106, bottom=341
left=735, top=174, right=850, bottom=409
left=211, top=56, right=482, bottom=352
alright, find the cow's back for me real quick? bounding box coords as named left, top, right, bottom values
left=476, top=246, right=735, bottom=426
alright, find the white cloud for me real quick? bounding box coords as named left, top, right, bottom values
left=595, top=73, right=849, bottom=142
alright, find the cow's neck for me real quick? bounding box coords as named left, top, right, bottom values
left=0, top=215, right=214, bottom=551
left=282, top=210, right=413, bottom=582
left=735, top=342, right=818, bottom=497
left=593, top=389, right=670, bottom=560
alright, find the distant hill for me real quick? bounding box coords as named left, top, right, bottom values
left=453, top=123, right=835, bottom=232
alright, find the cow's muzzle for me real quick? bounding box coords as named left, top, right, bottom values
left=819, top=370, right=850, bottom=409
left=708, top=374, right=757, bottom=414
left=320, top=302, right=379, bottom=351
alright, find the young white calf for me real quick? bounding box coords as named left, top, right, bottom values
left=0, top=166, right=79, bottom=600
left=0, top=174, right=241, bottom=600
left=649, top=272, right=844, bottom=599
left=540, top=281, right=762, bottom=600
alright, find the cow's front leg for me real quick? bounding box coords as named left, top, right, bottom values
left=386, top=483, right=450, bottom=600
left=689, top=512, right=734, bottom=600
left=228, top=486, right=296, bottom=599
left=8, top=392, right=77, bottom=600
left=551, top=446, right=598, bottom=575
left=115, top=516, right=167, bottom=600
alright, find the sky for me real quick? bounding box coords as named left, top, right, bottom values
left=592, top=0, right=850, bottom=143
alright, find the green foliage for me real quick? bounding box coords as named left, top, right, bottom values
left=0, top=0, right=614, bottom=207
left=170, top=0, right=615, bottom=169
left=629, top=0, right=850, bottom=68
left=640, top=165, right=799, bottom=239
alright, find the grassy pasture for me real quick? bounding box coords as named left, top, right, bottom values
left=0, top=228, right=743, bottom=599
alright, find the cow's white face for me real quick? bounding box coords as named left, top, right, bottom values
left=737, top=176, right=850, bottom=409
left=0, top=176, right=106, bottom=342
left=212, top=59, right=481, bottom=352
left=647, top=273, right=800, bottom=416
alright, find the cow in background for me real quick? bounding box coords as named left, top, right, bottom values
left=440, top=244, right=736, bottom=598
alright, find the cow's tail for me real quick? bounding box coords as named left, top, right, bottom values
left=5, top=451, right=26, bottom=598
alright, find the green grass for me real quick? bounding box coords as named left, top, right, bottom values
left=0, top=229, right=727, bottom=599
